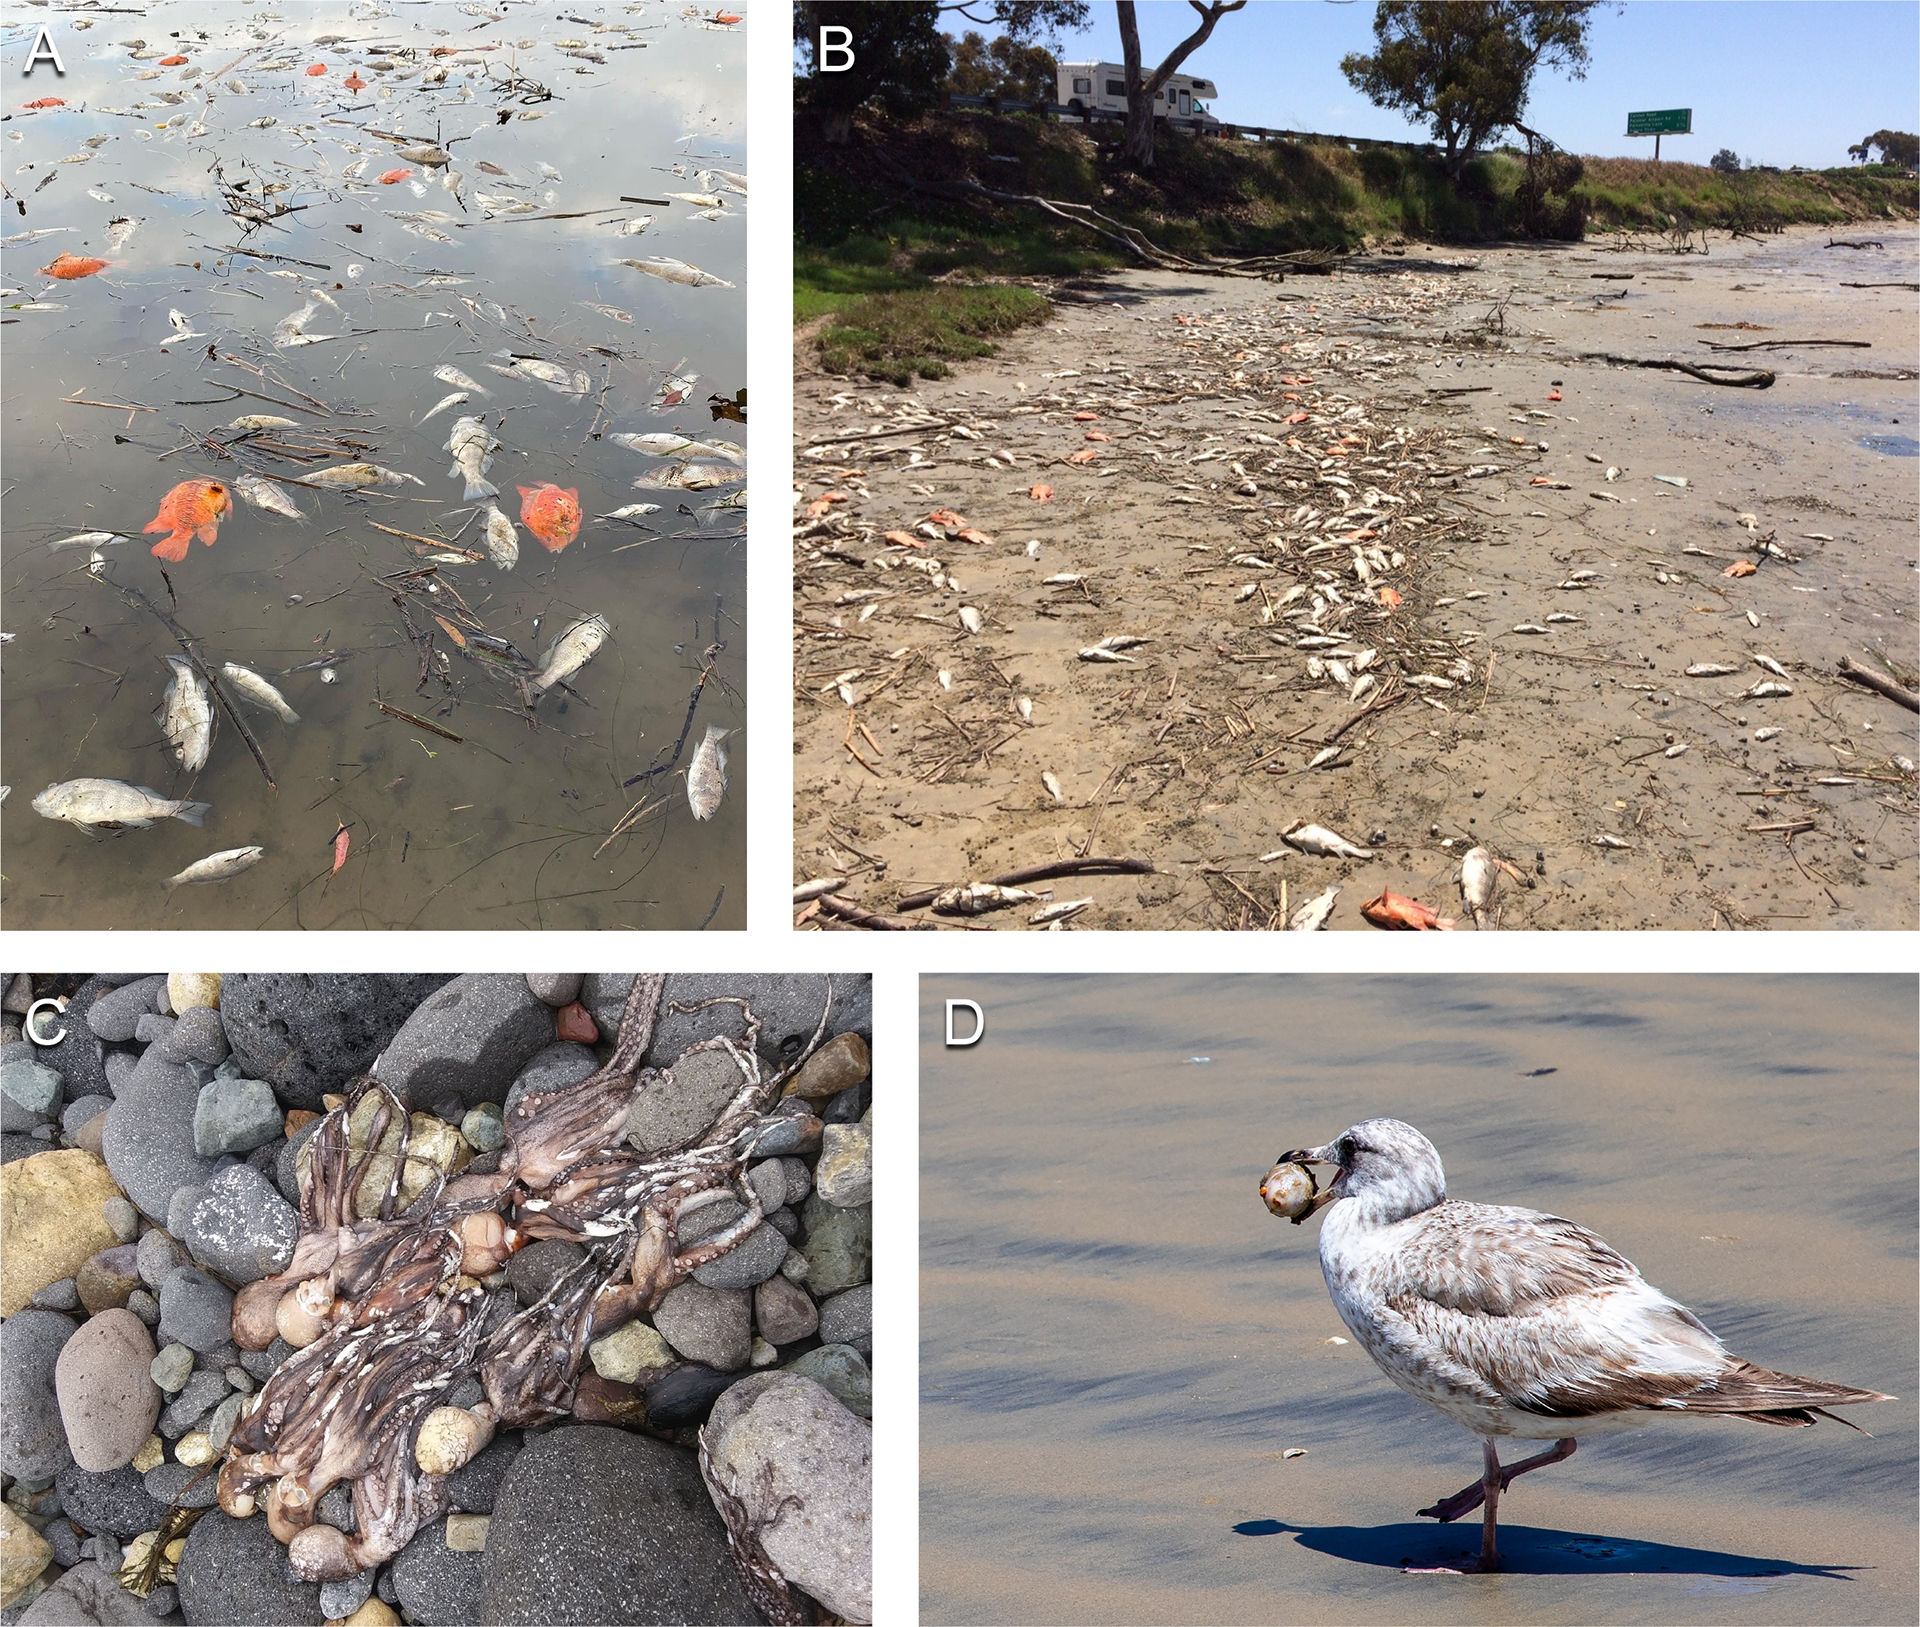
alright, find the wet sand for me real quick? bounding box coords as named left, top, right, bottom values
left=797, top=227, right=1918, bottom=929
left=919, top=975, right=1918, bottom=1624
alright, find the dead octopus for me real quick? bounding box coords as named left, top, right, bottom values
left=216, top=975, right=833, bottom=1622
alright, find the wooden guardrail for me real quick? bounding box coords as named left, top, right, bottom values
left=945, top=92, right=1439, bottom=156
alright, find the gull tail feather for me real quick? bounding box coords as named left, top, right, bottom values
left=1673, top=1359, right=1893, bottom=1429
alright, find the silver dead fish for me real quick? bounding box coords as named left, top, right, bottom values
left=219, top=663, right=300, bottom=724
left=1272, top=821, right=1374, bottom=861
left=303, top=463, right=424, bottom=488
left=164, top=846, right=264, bottom=891
left=445, top=414, right=500, bottom=501
left=486, top=353, right=590, bottom=397
left=1459, top=846, right=1497, bottom=930
left=1286, top=883, right=1341, bottom=931
left=432, top=364, right=490, bottom=396
left=597, top=503, right=662, bottom=524
left=155, top=654, right=214, bottom=774
left=483, top=505, right=519, bottom=571
left=226, top=413, right=297, bottom=433
left=533, top=613, right=609, bottom=692
left=32, top=778, right=210, bottom=831
left=686, top=724, right=732, bottom=821
left=931, top=882, right=1044, bottom=916
left=417, top=390, right=469, bottom=425
left=232, top=473, right=305, bottom=521
left=616, top=255, right=734, bottom=288
left=49, top=531, right=129, bottom=551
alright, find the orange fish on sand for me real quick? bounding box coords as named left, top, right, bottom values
left=143, top=479, right=232, bottom=562
left=377, top=168, right=413, bottom=185
left=1360, top=889, right=1456, bottom=932
left=158, top=55, right=188, bottom=66
left=21, top=97, right=66, bottom=109
left=306, top=63, right=327, bottom=76
left=40, top=252, right=109, bottom=280
left=343, top=71, right=366, bottom=92
left=517, top=483, right=582, bottom=552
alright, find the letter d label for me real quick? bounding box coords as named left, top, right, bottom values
left=819, top=26, right=854, bottom=72
left=945, top=1000, right=984, bottom=1047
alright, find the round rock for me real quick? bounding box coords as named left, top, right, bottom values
left=681, top=1198, right=787, bottom=1291
left=371, top=974, right=554, bottom=1111
left=176, top=1508, right=323, bottom=1625
left=100, top=1055, right=224, bottom=1224
left=447, top=1432, right=521, bottom=1515
left=504, top=1239, right=585, bottom=1308
left=13, top=1558, right=150, bottom=1625
left=523, top=974, right=582, bottom=1008
left=753, top=1276, right=819, bottom=1347
left=784, top=1343, right=872, bottom=1419
left=500, top=1042, right=598, bottom=1118
left=56, top=1308, right=160, bottom=1471
left=84, top=977, right=165, bottom=1045
left=799, top=1193, right=871, bottom=1295
left=219, top=972, right=453, bottom=1112
left=54, top=1463, right=169, bottom=1539
left=156, top=1268, right=233, bottom=1354
left=651, top=1280, right=750, bottom=1371
left=174, top=1164, right=297, bottom=1283
left=818, top=1283, right=872, bottom=1357
left=191, top=1077, right=281, bottom=1159
left=814, top=1122, right=873, bottom=1209
left=1, top=1057, right=64, bottom=1132
left=482, top=1426, right=758, bottom=1625
left=388, top=1517, right=482, bottom=1626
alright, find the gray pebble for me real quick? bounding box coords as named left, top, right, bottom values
left=680, top=1198, right=788, bottom=1291
left=817, top=1283, right=872, bottom=1357
left=60, top=1094, right=115, bottom=1140
left=524, top=973, right=583, bottom=1007
left=206, top=1392, right=247, bottom=1453
left=190, top=1077, right=282, bottom=1159
left=784, top=1343, right=872, bottom=1418
left=0, top=1057, right=63, bottom=1131
left=125, top=1291, right=160, bottom=1329
left=0, top=1308, right=77, bottom=1481
left=102, top=1197, right=139, bottom=1244
left=135, top=1229, right=189, bottom=1294
left=372, top=974, right=555, bottom=1111
left=319, top=1573, right=374, bottom=1619
left=175, top=1507, right=322, bottom=1622
left=84, top=977, right=165, bottom=1044
left=460, top=1104, right=504, bottom=1153
left=391, top=1515, right=483, bottom=1626
left=54, top=1462, right=169, bottom=1538
left=154, top=1007, right=227, bottom=1068
left=133, top=1013, right=173, bottom=1047
left=317, top=1484, right=356, bottom=1532
left=30, top=1278, right=81, bottom=1313
left=505, top=1239, right=585, bottom=1308
left=145, top=1582, right=179, bottom=1619
left=160, top=1370, right=228, bottom=1438
left=142, top=1460, right=219, bottom=1511
left=156, top=1268, right=232, bottom=1354
left=218, top=972, right=453, bottom=1112
left=175, top=1164, right=297, bottom=1283
left=149, top=1345, right=194, bottom=1395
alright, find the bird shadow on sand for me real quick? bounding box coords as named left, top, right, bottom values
left=1231, top=1519, right=1869, bottom=1580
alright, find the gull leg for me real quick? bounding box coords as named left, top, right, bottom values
left=1473, top=1438, right=1501, bottom=1572
left=1418, top=1436, right=1577, bottom=1522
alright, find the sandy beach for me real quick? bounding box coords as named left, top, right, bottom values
left=918, top=974, right=1918, bottom=1625
left=796, top=226, right=1918, bottom=929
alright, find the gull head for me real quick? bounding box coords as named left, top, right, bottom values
left=1277, top=1117, right=1446, bottom=1225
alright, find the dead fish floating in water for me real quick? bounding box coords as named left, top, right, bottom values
left=1269, top=821, right=1374, bottom=861
left=483, top=505, right=519, bottom=571
left=610, top=432, right=745, bottom=464
left=930, top=882, right=1045, bottom=916
left=49, top=531, right=130, bottom=551
left=686, top=725, right=732, bottom=821
left=233, top=474, right=305, bottom=521
left=445, top=415, right=500, bottom=501
left=616, top=255, right=733, bottom=289
left=486, top=353, right=590, bottom=397
left=155, top=654, right=214, bottom=774
left=432, top=364, right=490, bottom=397
left=596, top=503, right=661, bottom=525
left=219, top=663, right=300, bottom=724
left=227, top=413, right=298, bottom=433
left=32, top=778, right=209, bottom=831
left=417, top=391, right=469, bottom=425
left=303, top=463, right=424, bottom=489
left=1260, top=1160, right=1319, bottom=1223
left=533, top=614, right=608, bottom=693
left=164, top=846, right=264, bottom=891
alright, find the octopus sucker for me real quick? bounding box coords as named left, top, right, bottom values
left=219, top=974, right=842, bottom=1605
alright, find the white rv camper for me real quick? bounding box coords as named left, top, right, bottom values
left=1056, top=62, right=1219, bottom=125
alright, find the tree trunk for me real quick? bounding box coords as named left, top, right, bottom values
left=1116, top=0, right=1247, bottom=173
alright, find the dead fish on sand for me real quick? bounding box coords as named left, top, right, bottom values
left=1268, top=821, right=1374, bottom=861
left=931, top=883, right=1045, bottom=916
left=304, top=463, right=424, bottom=488
left=32, top=778, right=210, bottom=830
left=686, top=725, right=732, bottom=820
left=155, top=654, right=214, bottom=773
left=445, top=414, right=500, bottom=500
left=1286, top=883, right=1341, bottom=931
left=616, top=255, right=733, bottom=288
left=164, top=845, right=264, bottom=890
left=1459, top=845, right=1497, bottom=929
left=219, top=662, right=300, bottom=724
left=532, top=614, right=609, bottom=692
left=232, top=473, right=305, bottom=521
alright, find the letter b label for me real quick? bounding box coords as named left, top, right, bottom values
left=819, top=26, right=854, bottom=73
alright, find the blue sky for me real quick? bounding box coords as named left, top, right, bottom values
left=954, top=0, right=1920, bottom=168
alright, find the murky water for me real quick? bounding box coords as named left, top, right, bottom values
left=921, top=975, right=1918, bottom=1626
left=1, top=1, right=745, bottom=929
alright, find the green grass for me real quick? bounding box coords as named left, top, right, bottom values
left=815, top=283, right=1052, bottom=385
left=795, top=109, right=1916, bottom=380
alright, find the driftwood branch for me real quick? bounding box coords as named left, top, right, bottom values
left=895, top=855, right=1155, bottom=912
left=1575, top=352, right=1775, bottom=388
left=1837, top=656, right=1920, bottom=713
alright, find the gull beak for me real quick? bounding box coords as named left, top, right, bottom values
left=1279, top=1142, right=1345, bottom=1216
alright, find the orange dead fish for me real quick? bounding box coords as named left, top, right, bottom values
left=1029, top=482, right=1053, bottom=502
left=1378, top=586, right=1403, bottom=607
left=517, top=483, right=582, bottom=552
left=343, top=71, right=366, bottom=92
left=40, top=252, right=109, bottom=280
left=1068, top=448, right=1097, bottom=465
left=306, top=63, right=327, bottom=76
left=377, top=167, right=414, bottom=185
left=158, top=55, right=188, bottom=66
left=143, top=479, right=231, bottom=562
left=1072, top=412, right=1099, bottom=422
left=927, top=508, right=964, bottom=528
left=1084, top=430, right=1109, bottom=442
left=1722, top=559, right=1758, bottom=578
left=955, top=528, right=993, bottom=546
left=21, top=97, right=67, bottom=109
left=331, top=823, right=350, bottom=875
left=1361, top=889, right=1457, bottom=931
left=713, top=10, right=744, bottom=23
left=883, top=529, right=926, bottom=550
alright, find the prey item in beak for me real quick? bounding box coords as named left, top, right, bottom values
left=1268, top=1143, right=1345, bottom=1222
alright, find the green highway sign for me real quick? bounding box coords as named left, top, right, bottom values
left=1627, top=108, right=1692, bottom=136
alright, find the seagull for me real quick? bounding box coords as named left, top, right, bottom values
left=1271, top=1118, right=1892, bottom=1574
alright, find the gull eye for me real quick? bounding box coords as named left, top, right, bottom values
left=1338, top=1137, right=1356, bottom=1161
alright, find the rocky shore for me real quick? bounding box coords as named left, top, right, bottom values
left=0, top=974, right=873, bottom=1626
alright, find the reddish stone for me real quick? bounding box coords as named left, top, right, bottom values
left=555, top=1002, right=598, bottom=1045
left=284, top=1109, right=319, bottom=1134
left=571, top=1370, right=646, bottom=1427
